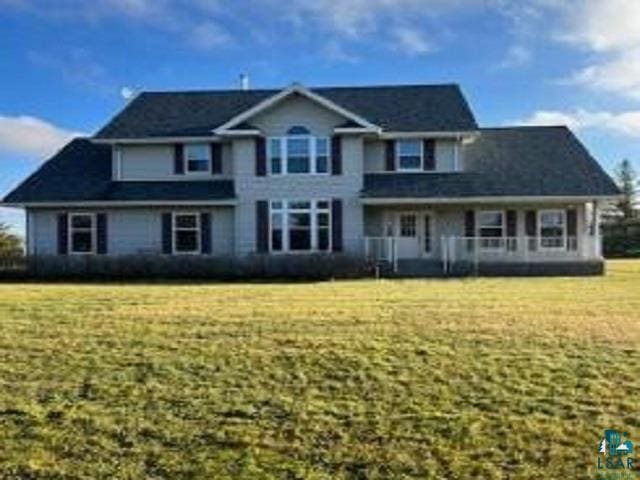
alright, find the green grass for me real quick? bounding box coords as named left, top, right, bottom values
left=1, top=261, right=639, bottom=479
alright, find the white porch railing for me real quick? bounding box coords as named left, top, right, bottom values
left=364, top=235, right=600, bottom=275
left=442, top=236, right=599, bottom=273
left=364, top=237, right=398, bottom=272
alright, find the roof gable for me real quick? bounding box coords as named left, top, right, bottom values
left=215, top=84, right=379, bottom=134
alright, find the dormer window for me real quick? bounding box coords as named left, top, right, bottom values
left=396, top=140, right=423, bottom=171
left=185, top=144, right=210, bottom=174
left=268, top=126, right=329, bottom=175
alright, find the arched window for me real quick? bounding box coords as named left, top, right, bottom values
left=268, top=126, right=329, bottom=175
left=287, top=125, right=311, bottom=135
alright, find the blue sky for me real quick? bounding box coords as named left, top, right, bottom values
left=1, top=0, right=639, bottom=235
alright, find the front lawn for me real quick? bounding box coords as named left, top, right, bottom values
left=1, top=261, right=639, bottom=479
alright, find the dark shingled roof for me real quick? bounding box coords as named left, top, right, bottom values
left=362, top=127, right=620, bottom=199
left=95, top=84, right=477, bottom=138
left=2, top=138, right=235, bottom=203
left=3, top=127, right=618, bottom=205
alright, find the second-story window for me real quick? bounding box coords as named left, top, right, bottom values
left=396, top=140, right=423, bottom=171
left=185, top=144, right=210, bottom=174
left=268, top=126, right=329, bottom=175
left=287, top=137, right=310, bottom=173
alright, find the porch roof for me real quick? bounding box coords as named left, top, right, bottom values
left=361, top=127, right=620, bottom=200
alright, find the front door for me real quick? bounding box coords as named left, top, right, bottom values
left=393, top=212, right=434, bottom=259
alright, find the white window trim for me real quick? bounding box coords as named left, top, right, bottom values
left=68, top=213, right=96, bottom=255
left=184, top=143, right=211, bottom=176
left=269, top=200, right=332, bottom=253
left=476, top=210, right=505, bottom=250
left=396, top=139, right=424, bottom=172
left=267, top=136, right=330, bottom=176
left=537, top=209, right=567, bottom=251
left=172, top=212, right=201, bottom=255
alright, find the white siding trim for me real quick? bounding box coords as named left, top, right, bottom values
left=361, top=196, right=621, bottom=205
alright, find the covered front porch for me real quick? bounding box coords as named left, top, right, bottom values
left=363, top=200, right=604, bottom=276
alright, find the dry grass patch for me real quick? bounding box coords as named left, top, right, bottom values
left=0, top=261, right=638, bottom=478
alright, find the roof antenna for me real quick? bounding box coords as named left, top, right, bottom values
left=240, top=73, right=250, bottom=91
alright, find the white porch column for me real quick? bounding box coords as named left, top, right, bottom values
left=592, top=200, right=601, bottom=258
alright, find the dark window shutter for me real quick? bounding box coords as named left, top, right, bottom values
left=256, top=200, right=269, bottom=253
left=174, top=144, right=185, bottom=175
left=331, top=136, right=342, bottom=175
left=464, top=210, right=475, bottom=237
left=96, top=213, right=108, bottom=255
left=423, top=139, right=436, bottom=171
left=567, top=208, right=578, bottom=251
left=162, top=213, right=173, bottom=254
left=385, top=140, right=396, bottom=171
left=201, top=212, right=212, bottom=254
left=525, top=210, right=537, bottom=251
left=210, top=143, right=223, bottom=175
left=506, top=210, right=517, bottom=237
left=331, top=199, right=343, bottom=252
left=57, top=213, right=68, bottom=255
left=525, top=211, right=537, bottom=236
left=255, top=137, right=267, bottom=176
left=506, top=210, right=517, bottom=251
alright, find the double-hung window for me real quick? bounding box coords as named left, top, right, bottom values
left=477, top=210, right=504, bottom=249
left=268, top=126, right=329, bottom=175
left=538, top=210, right=566, bottom=250
left=173, top=213, right=200, bottom=254
left=270, top=200, right=331, bottom=252
left=396, top=140, right=423, bottom=171
left=287, top=138, right=311, bottom=174
left=69, top=213, right=95, bottom=254
left=185, top=144, right=210, bottom=174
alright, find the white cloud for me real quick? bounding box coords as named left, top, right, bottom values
left=189, top=21, right=233, bottom=50
left=565, top=49, right=640, bottom=100
left=519, top=109, right=640, bottom=137
left=0, top=115, right=83, bottom=158
left=4, top=0, right=233, bottom=51
left=28, top=49, right=112, bottom=94
left=322, top=40, right=360, bottom=63
left=499, top=44, right=532, bottom=68
left=548, top=0, right=640, bottom=100
left=274, top=0, right=479, bottom=54
left=557, top=0, right=640, bottom=52
left=391, top=27, right=432, bottom=55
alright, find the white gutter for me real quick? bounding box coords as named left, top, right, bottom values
left=334, top=127, right=381, bottom=134
left=2, top=200, right=238, bottom=208
left=360, top=195, right=622, bottom=205
left=91, top=136, right=222, bottom=145
left=378, top=131, right=478, bottom=139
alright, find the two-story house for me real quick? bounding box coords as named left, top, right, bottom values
left=2, top=83, right=620, bottom=276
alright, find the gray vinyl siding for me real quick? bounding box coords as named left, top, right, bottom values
left=251, top=95, right=344, bottom=136
left=28, top=207, right=234, bottom=256
left=232, top=96, right=365, bottom=255
left=363, top=139, right=460, bottom=172
left=117, top=143, right=233, bottom=180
